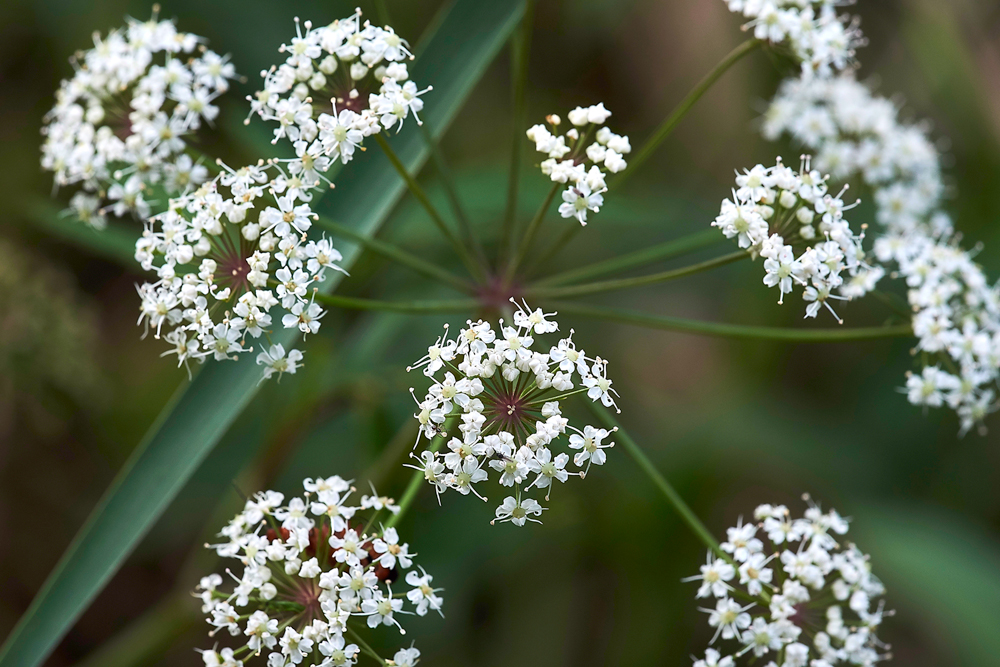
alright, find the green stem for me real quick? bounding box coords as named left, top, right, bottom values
left=385, top=418, right=453, bottom=529
left=870, top=289, right=913, bottom=319
left=535, top=228, right=723, bottom=287
left=505, top=181, right=560, bottom=283
left=552, top=301, right=915, bottom=341
left=499, top=0, right=535, bottom=269
left=373, top=0, right=392, bottom=25
left=309, top=292, right=478, bottom=314
left=615, top=38, right=762, bottom=188
left=419, top=123, right=488, bottom=268
left=527, top=251, right=747, bottom=298
left=524, top=223, right=582, bottom=278
left=346, top=626, right=388, bottom=665
left=587, top=404, right=724, bottom=557
left=315, top=215, right=473, bottom=293
left=374, top=133, right=485, bottom=281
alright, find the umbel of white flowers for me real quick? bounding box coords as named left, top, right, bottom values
left=763, top=73, right=1000, bottom=435
left=40, top=7, right=236, bottom=228
left=197, top=476, right=440, bottom=667
left=723, top=0, right=865, bottom=79
left=712, top=156, right=876, bottom=321
left=250, top=9, right=430, bottom=164
left=407, top=300, right=619, bottom=526
left=133, top=157, right=345, bottom=378
left=685, top=495, right=891, bottom=667
left=526, top=103, right=631, bottom=226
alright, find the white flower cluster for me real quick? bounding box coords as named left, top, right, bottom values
left=134, top=157, right=345, bottom=378
left=41, top=10, right=235, bottom=228
left=713, top=157, right=872, bottom=320
left=879, top=236, right=1000, bottom=434
left=526, top=104, right=631, bottom=226
left=197, top=476, right=441, bottom=667
left=763, top=75, right=946, bottom=238
left=722, top=0, right=864, bottom=79
left=764, top=74, right=1000, bottom=432
left=686, top=498, right=890, bottom=667
left=407, top=301, right=619, bottom=526
left=250, top=10, right=429, bottom=166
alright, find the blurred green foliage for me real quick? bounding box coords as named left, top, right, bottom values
left=2, top=0, right=1000, bottom=666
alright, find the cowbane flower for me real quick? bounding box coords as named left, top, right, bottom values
left=693, top=648, right=734, bottom=667
left=765, top=74, right=1000, bottom=434
left=685, top=495, right=891, bottom=666
left=133, top=158, right=344, bottom=379
left=406, top=299, right=618, bottom=525
left=527, top=105, right=630, bottom=226
left=197, top=475, right=442, bottom=667
left=558, top=182, right=604, bottom=226
left=712, top=156, right=871, bottom=321
left=721, top=0, right=864, bottom=79
left=250, top=10, right=430, bottom=170
left=41, top=9, right=235, bottom=227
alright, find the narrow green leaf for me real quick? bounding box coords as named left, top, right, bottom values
left=0, top=3, right=525, bottom=666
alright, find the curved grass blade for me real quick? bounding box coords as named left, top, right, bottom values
left=0, top=3, right=525, bottom=665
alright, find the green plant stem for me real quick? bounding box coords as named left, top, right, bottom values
left=505, top=181, right=560, bottom=283
left=419, top=123, right=488, bottom=268
left=553, top=301, right=915, bottom=341
left=385, top=419, right=453, bottom=529
left=536, top=228, right=723, bottom=287
left=527, top=251, right=747, bottom=298
left=315, top=215, right=473, bottom=293
left=374, top=133, right=485, bottom=281
left=347, top=627, right=388, bottom=665
left=499, top=0, right=535, bottom=269
left=309, top=292, right=478, bottom=314
left=587, top=404, right=723, bottom=557
left=870, top=289, right=913, bottom=319
left=373, top=0, right=392, bottom=25
left=525, top=223, right=582, bottom=278
left=615, top=38, right=762, bottom=188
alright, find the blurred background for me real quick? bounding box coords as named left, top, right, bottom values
left=2, top=0, right=1000, bottom=665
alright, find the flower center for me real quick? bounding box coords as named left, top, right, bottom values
left=291, top=579, right=323, bottom=620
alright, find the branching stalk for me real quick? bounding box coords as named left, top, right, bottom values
left=505, top=181, right=560, bottom=283
left=524, top=223, right=582, bottom=278
left=587, top=404, right=724, bottom=557
left=535, top=228, right=723, bottom=287
left=552, top=301, right=914, bottom=342
left=616, top=39, right=762, bottom=188
left=527, top=251, right=747, bottom=298
left=346, top=627, right=388, bottom=665
left=309, top=292, right=478, bottom=314
left=499, top=0, right=536, bottom=269
left=419, top=123, right=488, bottom=267
left=315, top=215, right=473, bottom=293
left=374, top=133, right=485, bottom=280
left=385, top=417, right=453, bottom=529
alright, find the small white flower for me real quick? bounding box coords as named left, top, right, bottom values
left=257, top=344, right=303, bottom=383
left=493, top=496, right=545, bottom=526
